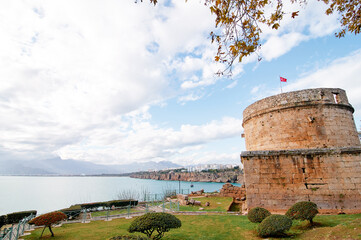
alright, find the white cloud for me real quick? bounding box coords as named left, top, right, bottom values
left=56, top=117, right=243, bottom=165
left=0, top=0, right=353, bottom=167
left=225, top=80, right=238, bottom=89
left=0, top=0, right=222, bottom=164
left=171, top=152, right=241, bottom=166
left=251, top=86, right=261, bottom=94
left=259, top=0, right=340, bottom=61
left=181, top=77, right=217, bottom=89
left=261, top=33, right=308, bottom=61
left=178, top=93, right=204, bottom=104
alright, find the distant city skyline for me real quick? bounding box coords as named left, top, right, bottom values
left=1, top=0, right=361, bottom=167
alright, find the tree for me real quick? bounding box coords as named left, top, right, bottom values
left=128, top=213, right=181, bottom=239
left=28, top=211, right=67, bottom=238
left=140, top=0, right=361, bottom=75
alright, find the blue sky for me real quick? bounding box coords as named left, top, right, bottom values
left=1, top=0, right=360, bottom=166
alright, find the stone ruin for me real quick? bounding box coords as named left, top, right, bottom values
left=219, top=183, right=247, bottom=213
left=177, top=194, right=202, bottom=206
left=241, top=88, right=361, bottom=214
left=219, top=183, right=246, bottom=201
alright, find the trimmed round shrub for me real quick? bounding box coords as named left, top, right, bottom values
left=257, top=214, right=292, bottom=237
left=128, top=213, right=181, bottom=240
left=247, top=207, right=271, bottom=223
left=29, top=211, right=67, bottom=237
left=285, top=201, right=318, bottom=224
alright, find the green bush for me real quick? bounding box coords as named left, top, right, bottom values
left=247, top=207, right=271, bottom=223
left=128, top=213, right=181, bottom=239
left=6, top=210, right=37, bottom=224
left=257, top=214, right=292, bottom=237
left=110, top=235, right=149, bottom=240
left=285, top=201, right=318, bottom=224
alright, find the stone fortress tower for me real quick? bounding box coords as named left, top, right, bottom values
left=241, top=88, right=361, bottom=214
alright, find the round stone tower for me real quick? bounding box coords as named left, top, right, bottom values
left=241, top=88, right=361, bottom=214
left=242, top=88, right=360, bottom=151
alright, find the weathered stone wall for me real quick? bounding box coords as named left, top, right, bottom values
left=243, top=88, right=360, bottom=151
left=219, top=183, right=246, bottom=199
left=242, top=147, right=361, bottom=214
left=241, top=88, right=361, bottom=214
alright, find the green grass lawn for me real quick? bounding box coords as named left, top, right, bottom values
left=90, top=196, right=232, bottom=217
left=23, top=213, right=361, bottom=240
left=91, top=208, right=139, bottom=217
left=177, top=196, right=233, bottom=212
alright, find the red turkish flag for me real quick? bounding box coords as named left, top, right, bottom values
left=280, top=77, right=287, bottom=82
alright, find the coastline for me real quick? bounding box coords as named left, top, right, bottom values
left=130, top=171, right=244, bottom=184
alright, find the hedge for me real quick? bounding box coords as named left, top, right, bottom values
left=107, top=200, right=138, bottom=208
left=6, top=210, right=37, bottom=224
left=60, top=205, right=82, bottom=219
left=0, top=215, right=7, bottom=229
left=80, top=199, right=138, bottom=210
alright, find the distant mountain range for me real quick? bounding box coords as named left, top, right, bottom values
left=0, top=157, right=182, bottom=175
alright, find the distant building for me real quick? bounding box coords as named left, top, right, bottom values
left=187, top=164, right=237, bottom=172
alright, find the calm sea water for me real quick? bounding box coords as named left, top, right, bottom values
left=0, top=176, right=239, bottom=215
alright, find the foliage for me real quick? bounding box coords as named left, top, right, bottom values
left=109, top=235, right=149, bottom=240
left=29, top=211, right=67, bottom=227
left=324, top=0, right=361, bottom=38
left=128, top=213, right=181, bottom=239
left=286, top=201, right=319, bottom=224
left=247, top=207, right=271, bottom=223
left=141, top=0, right=361, bottom=75
left=80, top=200, right=138, bottom=210
left=0, top=215, right=7, bottom=229
left=29, top=211, right=67, bottom=238
left=108, top=200, right=139, bottom=208
left=6, top=210, right=37, bottom=224
left=257, top=214, right=292, bottom=237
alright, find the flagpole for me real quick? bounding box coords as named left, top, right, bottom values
left=279, top=76, right=283, bottom=93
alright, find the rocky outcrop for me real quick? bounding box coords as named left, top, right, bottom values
left=130, top=170, right=243, bottom=184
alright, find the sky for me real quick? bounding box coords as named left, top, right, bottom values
left=1, top=0, right=361, bottom=167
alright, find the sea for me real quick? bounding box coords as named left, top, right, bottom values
left=0, top=176, right=240, bottom=215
